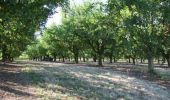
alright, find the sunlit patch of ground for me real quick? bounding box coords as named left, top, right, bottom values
left=0, top=61, right=170, bottom=100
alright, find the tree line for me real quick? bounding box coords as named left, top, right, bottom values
left=1, top=0, right=169, bottom=73
left=26, top=0, right=170, bottom=72
left=0, top=0, right=67, bottom=62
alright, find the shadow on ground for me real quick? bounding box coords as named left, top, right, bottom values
left=0, top=63, right=39, bottom=99
left=0, top=61, right=170, bottom=100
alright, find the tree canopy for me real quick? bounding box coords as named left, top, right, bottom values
left=0, top=0, right=67, bottom=61
left=9, top=0, right=170, bottom=72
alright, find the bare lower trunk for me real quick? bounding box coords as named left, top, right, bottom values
left=157, top=56, right=160, bottom=64
left=83, top=57, right=86, bottom=62
left=73, top=46, right=79, bottom=64
left=79, top=57, right=81, bottom=61
left=98, top=54, right=103, bottom=66
left=86, top=58, right=89, bottom=61
left=113, top=57, right=116, bottom=63
left=93, top=54, right=97, bottom=62
left=74, top=55, right=78, bottom=64
left=147, top=50, right=154, bottom=73
left=62, top=56, right=65, bottom=62
left=132, top=58, right=135, bottom=65
left=109, top=55, right=112, bottom=63
left=54, top=55, right=56, bottom=62
left=74, top=52, right=79, bottom=64
left=165, top=54, right=170, bottom=67
left=141, top=58, right=143, bottom=63
left=2, top=45, right=7, bottom=62
left=128, top=58, right=131, bottom=63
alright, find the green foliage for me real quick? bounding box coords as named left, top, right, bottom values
left=0, top=0, right=67, bottom=61
left=25, top=0, right=170, bottom=69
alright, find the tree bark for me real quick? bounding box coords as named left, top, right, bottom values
left=73, top=46, right=79, bottom=64
left=83, top=56, right=86, bottom=62
left=165, top=54, right=170, bottom=67
left=147, top=50, right=154, bottom=72
left=80, top=57, right=81, bottom=61
left=2, top=45, right=7, bottom=62
left=93, top=54, right=97, bottom=62
left=74, top=53, right=79, bottom=64
left=157, top=56, right=160, bottom=64
left=62, top=56, right=65, bottom=62
left=109, top=55, right=112, bottom=63
left=132, top=58, right=135, bottom=65
left=54, top=55, right=56, bottom=62
left=86, top=58, right=89, bottom=61
left=113, top=57, right=116, bottom=63
left=128, top=58, right=131, bottom=63
left=98, top=54, right=103, bottom=66
left=141, top=58, right=143, bottom=63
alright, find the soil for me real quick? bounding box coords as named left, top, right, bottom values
left=0, top=61, right=170, bottom=100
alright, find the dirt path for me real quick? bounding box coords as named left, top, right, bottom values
left=0, top=61, right=170, bottom=100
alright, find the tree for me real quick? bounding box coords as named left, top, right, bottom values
left=158, top=0, right=170, bottom=67
left=66, top=2, right=120, bottom=66
left=123, top=0, right=162, bottom=72
left=0, top=0, right=66, bottom=62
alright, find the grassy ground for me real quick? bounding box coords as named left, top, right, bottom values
left=0, top=61, right=170, bottom=100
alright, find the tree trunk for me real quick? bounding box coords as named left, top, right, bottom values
left=54, top=56, right=56, bottom=62
left=109, top=55, right=113, bottom=63
left=73, top=46, right=79, bottom=64
left=128, top=58, right=131, bottom=63
left=62, top=56, right=65, bottom=62
left=98, top=54, right=103, bottom=66
left=162, top=57, right=165, bottom=64
left=10, top=57, right=14, bottom=62
left=74, top=54, right=79, bottom=64
left=93, top=54, right=97, bottom=62
left=113, top=57, right=116, bottom=63
left=86, top=58, right=89, bottom=61
left=80, top=57, right=81, bottom=61
left=73, top=51, right=79, bottom=64
left=147, top=50, right=154, bottom=73
left=140, top=58, right=143, bottom=63
left=83, top=56, right=86, bottom=62
left=157, top=56, right=160, bottom=64
left=109, top=44, right=114, bottom=63
left=132, top=58, right=135, bottom=65
left=165, top=54, right=170, bottom=67
left=2, top=45, right=7, bottom=62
